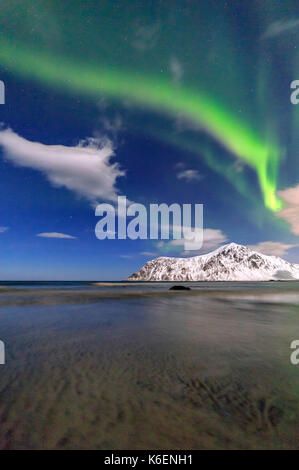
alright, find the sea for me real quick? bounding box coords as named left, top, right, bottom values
left=0, top=280, right=299, bottom=449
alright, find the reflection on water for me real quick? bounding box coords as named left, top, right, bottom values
left=0, top=281, right=299, bottom=449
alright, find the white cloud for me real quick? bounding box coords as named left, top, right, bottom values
left=0, top=226, right=8, bottom=233
left=277, top=184, right=299, bottom=235
left=37, top=232, right=76, bottom=239
left=177, top=169, right=202, bottom=182
left=261, top=19, right=299, bottom=39
left=158, top=228, right=227, bottom=255
left=247, top=241, right=298, bottom=257
left=0, top=128, right=124, bottom=204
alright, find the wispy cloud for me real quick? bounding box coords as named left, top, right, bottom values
left=247, top=241, right=298, bottom=257
left=0, top=128, right=125, bottom=205
left=0, top=226, right=8, bottom=233
left=97, top=98, right=124, bottom=143
left=120, top=252, right=158, bottom=259
left=277, top=184, right=299, bottom=235
left=170, top=57, right=183, bottom=85
left=132, top=23, right=160, bottom=51
left=37, top=232, right=76, bottom=239
left=261, top=19, right=299, bottom=39
left=174, top=162, right=185, bottom=170
left=140, top=251, right=157, bottom=256
left=158, top=228, right=227, bottom=255
left=177, top=169, right=202, bottom=182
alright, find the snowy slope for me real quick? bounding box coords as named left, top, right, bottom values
left=127, top=243, right=299, bottom=281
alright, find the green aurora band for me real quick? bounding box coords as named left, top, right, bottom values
left=0, top=39, right=282, bottom=211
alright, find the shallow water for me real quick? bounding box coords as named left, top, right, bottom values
left=0, top=281, right=299, bottom=449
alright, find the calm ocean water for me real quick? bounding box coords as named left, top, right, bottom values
left=0, top=281, right=299, bottom=449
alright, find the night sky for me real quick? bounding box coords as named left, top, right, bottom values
left=0, top=0, right=299, bottom=280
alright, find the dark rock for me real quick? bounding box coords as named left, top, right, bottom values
left=169, top=285, right=191, bottom=291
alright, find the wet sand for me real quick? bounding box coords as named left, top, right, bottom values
left=0, top=282, right=299, bottom=449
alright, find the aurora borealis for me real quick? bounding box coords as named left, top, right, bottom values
left=0, top=0, right=299, bottom=278
left=0, top=38, right=282, bottom=211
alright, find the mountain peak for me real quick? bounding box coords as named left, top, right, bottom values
left=218, top=242, right=246, bottom=251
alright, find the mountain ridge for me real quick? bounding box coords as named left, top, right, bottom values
left=127, top=243, right=299, bottom=281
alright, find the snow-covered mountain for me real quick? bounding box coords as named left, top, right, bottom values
left=127, top=243, right=299, bottom=281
